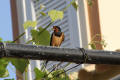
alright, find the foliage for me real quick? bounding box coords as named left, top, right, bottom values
left=0, top=58, right=29, bottom=78
left=87, top=0, right=93, bottom=6
left=72, top=1, right=78, bottom=11
left=10, top=58, right=29, bottom=73
left=63, top=0, right=78, bottom=11
left=23, top=21, right=37, bottom=30
left=34, top=68, right=70, bottom=80
left=35, top=4, right=47, bottom=17
left=88, top=34, right=107, bottom=49
left=51, top=69, right=70, bottom=80
left=48, top=10, right=64, bottom=22
left=4, top=79, right=15, bottom=80
left=4, top=41, right=14, bottom=43
left=31, top=27, right=50, bottom=46
left=40, top=4, right=45, bottom=10
left=34, top=68, right=50, bottom=80
left=0, top=37, right=2, bottom=42
left=40, top=12, right=47, bottom=16
left=0, top=58, right=9, bottom=78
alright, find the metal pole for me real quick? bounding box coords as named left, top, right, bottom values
left=0, top=43, right=120, bottom=65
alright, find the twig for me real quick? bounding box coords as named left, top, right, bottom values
left=12, top=32, right=26, bottom=43
left=49, top=64, right=81, bottom=80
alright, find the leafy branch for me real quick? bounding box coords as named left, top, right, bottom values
left=88, top=34, right=107, bottom=49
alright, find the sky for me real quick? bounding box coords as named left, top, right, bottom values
left=0, top=0, right=13, bottom=41
left=0, top=0, right=16, bottom=80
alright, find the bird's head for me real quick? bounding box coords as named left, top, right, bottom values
left=53, top=26, right=61, bottom=32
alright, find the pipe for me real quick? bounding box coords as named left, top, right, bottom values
left=0, top=43, right=120, bottom=65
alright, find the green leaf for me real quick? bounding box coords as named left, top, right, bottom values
left=100, top=40, right=107, bottom=48
left=0, top=69, right=9, bottom=78
left=31, top=27, right=50, bottom=46
left=72, top=1, right=78, bottom=11
left=89, top=43, right=96, bottom=49
left=40, top=12, right=47, bottom=16
left=34, top=67, right=48, bottom=80
left=0, top=58, right=9, bottom=78
left=23, top=21, right=37, bottom=30
left=0, top=38, right=14, bottom=43
left=0, top=58, right=9, bottom=67
left=4, top=79, right=15, bottom=80
left=48, top=10, right=64, bottom=22
left=51, top=69, right=70, bottom=80
left=10, top=58, right=29, bottom=73
left=4, top=41, right=14, bottom=43
left=0, top=37, right=2, bottom=42
left=40, top=4, right=45, bottom=9
left=87, top=0, right=93, bottom=6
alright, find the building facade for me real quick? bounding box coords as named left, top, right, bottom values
left=10, top=0, right=90, bottom=79
left=11, top=0, right=120, bottom=80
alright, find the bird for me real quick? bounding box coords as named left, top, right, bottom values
left=50, top=26, right=64, bottom=47
left=44, top=26, right=65, bottom=68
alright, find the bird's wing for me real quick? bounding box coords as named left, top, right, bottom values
left=62, top=32, right=65, bottom=41
left=58, top=32, right=65, bottom=47
left=50, top=33, right=53, bottom=46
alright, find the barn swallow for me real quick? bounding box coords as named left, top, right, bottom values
left=50, top=26, right=64, bottom=47
left=45, top=26, right=64, bottom=68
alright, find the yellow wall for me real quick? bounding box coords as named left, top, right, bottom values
left=98, top=0, right=120, bottom=50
